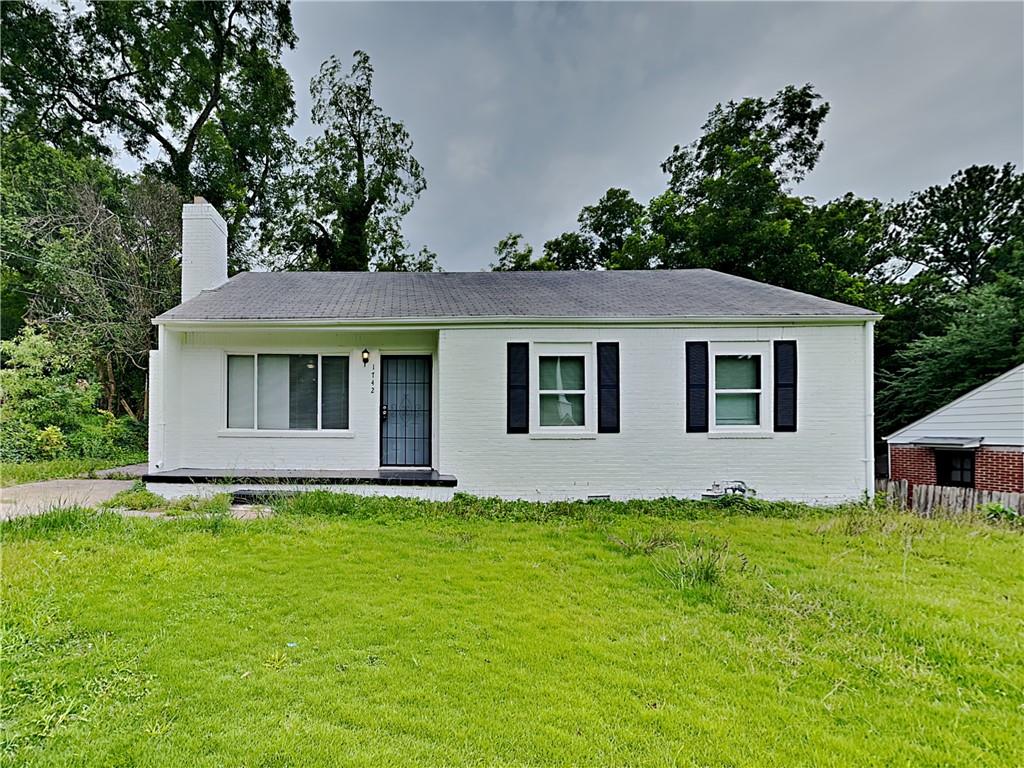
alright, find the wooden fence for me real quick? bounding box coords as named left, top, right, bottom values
left=875, top=479, right=1023, bottom=518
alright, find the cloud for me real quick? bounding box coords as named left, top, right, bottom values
left=286, top=2, right=1023, bottom=271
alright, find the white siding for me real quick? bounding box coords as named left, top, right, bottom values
left=438, top=324, right=870, bottom=503
left=886, top=364, right=1024, bottom=446
left=150, top=321, right=872, bottom=502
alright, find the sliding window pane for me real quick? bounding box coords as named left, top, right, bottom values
left=715, top=393, right=758, bottom=425
left=321, top=356, right=349, bottom=429
left=289, top=355, right=318, bottom=430
left=715, top=356, right=759, bottom=389
left=226, top=355, right=254, bottom=428
left=539, top=393, right=585, bottom=426
left=539, top=356, right=584, bottom=390
left=257, top=354, right=289, bottom=429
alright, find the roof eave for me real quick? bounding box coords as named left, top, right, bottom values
left=153, top=312, right=882, bottom=328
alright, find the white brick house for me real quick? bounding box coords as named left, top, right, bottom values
left=147, top=201, right=881, bottom=502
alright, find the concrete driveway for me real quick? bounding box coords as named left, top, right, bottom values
left=0, top=479, right=135, bottom=521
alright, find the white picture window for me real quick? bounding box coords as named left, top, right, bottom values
left=227, top=354, right=349, bottom=431
left=712, top=352, right=764, bottom=428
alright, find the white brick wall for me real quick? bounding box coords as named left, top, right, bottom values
left=181, top=202, right=228, bottom=302
left=150, top=328, right=438, bottom=473
left=438, top=324, right=870, bottom=502
left=150, top=321, right=872, bottom=502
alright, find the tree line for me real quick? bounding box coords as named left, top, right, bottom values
left=1, top=0, right=1021, bottom=462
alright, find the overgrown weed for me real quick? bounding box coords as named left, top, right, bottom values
left=652, top=536, right=749, bottom=602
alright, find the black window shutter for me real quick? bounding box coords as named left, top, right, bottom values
left=685, top=342, right=709, bottom=433
left=507, top=343, right=529, bottom=433
left=597, top=342, right=620, bottom=433
left=774, top=340, right=797, bottom=432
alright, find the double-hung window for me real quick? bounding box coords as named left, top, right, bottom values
left=712, top=352, right=763, bottom=428
left=539, top=355, right=586, bottom=427
left=227, top=354, right=349, bottom=431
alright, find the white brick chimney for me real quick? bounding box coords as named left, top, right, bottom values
left=181, top=197, right=228, bottom=302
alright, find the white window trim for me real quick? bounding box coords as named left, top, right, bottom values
left=709, top=342, right=772, bottom=434
left=530, top=342, right=597, bottom=435
left=222, top=350, right=354, bottom=435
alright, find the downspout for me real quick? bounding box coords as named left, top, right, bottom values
left=864, top=321, right=876, bottom=499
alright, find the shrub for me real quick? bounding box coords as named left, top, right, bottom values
left=0, top=326, right=100, bottom=434
left=34, top=426, right=66, bottom=459
left=980, top=502, right=1022, bottom=527
left=0, top=326, right=147, bottom=463
left=0, top=419, right=38, bottom=462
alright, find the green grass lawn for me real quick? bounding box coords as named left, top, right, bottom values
left=2, top=495, right=1022, bottom=767
left=0, top=453, right=147, bottom=487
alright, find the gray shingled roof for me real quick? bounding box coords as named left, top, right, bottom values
left=156, top=269, right=878, bottom=322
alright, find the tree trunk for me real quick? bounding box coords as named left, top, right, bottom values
left=104, top=356, right=117, bottom=413
left=120, top=398, right=137, bottom=420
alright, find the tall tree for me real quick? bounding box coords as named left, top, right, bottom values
left=657, top=84, right=830, bottom=279
left=263, top=51, right=427, bottom=271
left=542, top=232, right=595, bottom=271
left=2, top=135, right=182, bottom=416
left=490, top=233, right=539, bottom=272
left=578, top=188, right=645, bottom=268
left=18, top=175, right=183, bottom=418
left=1, top=0, right=297, bottom=255
left=888, top=163, right=1023, bottom=289
left=661, top=83, right=829, bottom=195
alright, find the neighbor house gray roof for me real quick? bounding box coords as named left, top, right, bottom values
left=155, top=269, right=879, bottom=323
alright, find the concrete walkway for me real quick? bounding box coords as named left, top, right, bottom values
left=93, top=463, right=148, bottom=479
left=0, top=479, right=135, bottom=521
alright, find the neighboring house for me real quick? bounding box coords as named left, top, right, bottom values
left=145, top=200, right=881, bottom=502
left=885, top=364, right=1024, bottom=494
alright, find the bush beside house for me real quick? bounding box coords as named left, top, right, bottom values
left=0, top=326, right=146, bottom=463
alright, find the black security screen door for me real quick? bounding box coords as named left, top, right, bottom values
left=380, top=356, right=432, bottom=467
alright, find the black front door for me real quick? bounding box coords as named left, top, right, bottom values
left=380, top=356, right=432, bottom=467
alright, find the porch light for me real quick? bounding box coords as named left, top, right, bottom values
left=362, top=348, right=370, bottom=366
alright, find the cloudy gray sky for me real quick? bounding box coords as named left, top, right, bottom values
left=283, top=2, right=1023, bottom=271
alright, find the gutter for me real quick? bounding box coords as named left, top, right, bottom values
left=864, top=320, right=875, bottom=498
left=154, top=313, right=882, bottom=330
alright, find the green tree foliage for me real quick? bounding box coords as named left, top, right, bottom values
left=490, top=233, right=539, bottom=272
left=888, top=163, right=1023, bottom=289
left=0, top=326, right=144, bottom=462
left=578, top=188, right=645, bottom=268
left=654, top=83, right=882, bottom=302
left=2, top=135, right=182, bottom=419
left=1, top=0, right=297, bottom=259
left=263, top=51, right=429, bottom=272
left=662, top=83, right=829, bottom=194
left=1, top=134, right=121, bottom=339
left=875, top=164, right=1023, bottom=434
left=496, top=188, right=652, bottom=272
left=542, top=232, right=596, bottom=271
left=373, top=245, right=441, bottom=273
left=878, top=276, right=1024, bottom=433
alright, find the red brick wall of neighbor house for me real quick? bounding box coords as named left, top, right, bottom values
left=889, top=446, right=936, bottom=492
left=975, top=450, right=1024, bottom=493
left=890, top=445, right=1024, bottom=493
